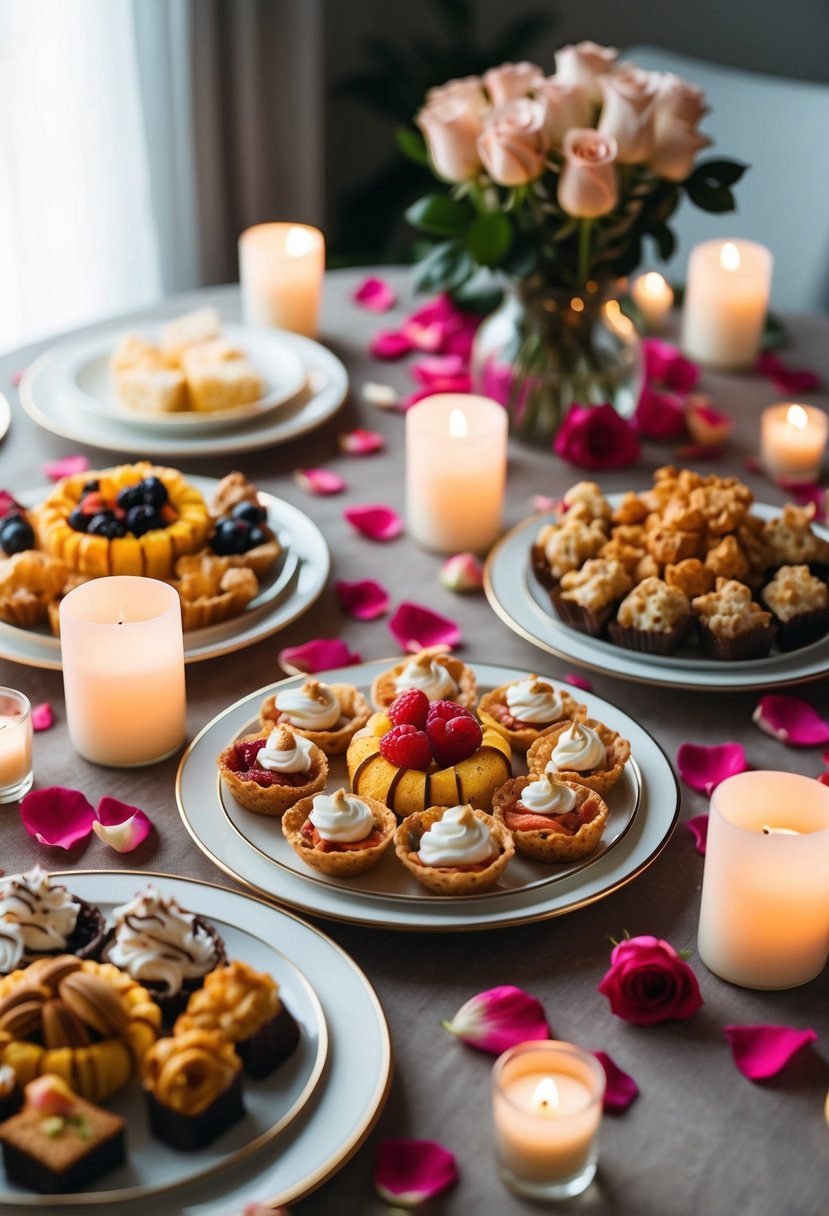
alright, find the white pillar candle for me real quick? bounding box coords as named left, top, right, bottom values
left=681, top=239, right=773, bottom=370
left=760, top=403, right=829, bottom=483
left=239, top=223, right=325, bottom=337
left=0, top=688, right=33, bottom=803
left=492, top=1041, right=604, bottom=1200
left=60, top=577, right=186, bottom=768
left=698, top=771, right=829, bottom=989
left=406, top=393, right=508, bottom=554
left=631, top=271, right=674, bottom=332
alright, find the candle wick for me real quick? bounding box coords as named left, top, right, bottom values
left=117, top=606, right=125, bottom=626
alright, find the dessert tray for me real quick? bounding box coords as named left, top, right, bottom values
left=0, top=871, right=390, bottom=1211
left=485, top=503, right=829, bottom=692
left=177, top=659, right=680, bottom=931
left=0, top=476, right=329, bottom=669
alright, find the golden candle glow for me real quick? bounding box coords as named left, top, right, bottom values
left=787, top=404, right=809, bottom=430
left=761, top=402, right=829, bottom=482
left=720, top=241, right=741, bottom=271
left=534, top=1077, right=560, bottom=1112
left=449, top=408, right=468, bottom=439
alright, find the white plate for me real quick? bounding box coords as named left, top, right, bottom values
left=0, top=394, right=9, bottom=444
left=176, top=660, right=680, bottom=931
left=485, top=503, right=829, bottom=691
left=69, top=324, right=306, bottom=434
left=0, top=871, right=390, bottom=1212
left=0, top=476, right=329, bottom=669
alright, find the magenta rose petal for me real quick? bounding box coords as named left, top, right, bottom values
left=685, top=815, right=709, bottom=855
left=20, top=787, right=95, bottom=850
left=343, top=503, right=403, bottom=541
left=442, top=985, right=550, bottom=1054
left=633, top=385, right=687, bottom=440
left=818, top=773, right=829, bottom=787
left=643, top=338, right=700, bottom=394
left=685, top=396, right=733, bottom=448
left=400, top=318, right=445, bottom=353
left=411, top=353, right=467, bottom=385
left=676, top=741, right=749, bottom=795
left=439, top=553, right=483, bottom=593
left=774, top=482, right=828, bottom=519
left=370, top=329, right=412, bottom=360
left=752, top=695, right=829, bottom=746
left=593, top=1051, right=640, bottom=1114
left=565, top=672, right=593, bottom=691
left=294, top=467, right=346, bottom=496
left=31, top=702, right=54, bottom=732
left=43, top=454, right=91, bottom=482
left=553, top=403, right=640, bottom=471
left=353, top=275, right=396, bottom=313
left=374, top=1138, right=458, bottom=1207
left=597, top=935, right=703, bottom=1026
left=335, top=578, right=389, bottom=620
left=92, top=796, right=153, bottom=853
left=756, top=352, right=822, bottom=394
left=723, top=1024, right=818, bottom=1081
left=389, top=602, right=461, bottom=653
left=278, top=638, right=362, bottom=676
left=338, top=428, right=385, bottom=456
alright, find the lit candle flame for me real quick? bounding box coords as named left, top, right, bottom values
left=786, top=404, right=809, bottom=431
left=720, top=242, right=741, bottom=272
left=642, top=271, right=667, bottom=298
left=448, top=408, right=468, bottom=439
left=285, top=226, right=315, bottom=257
left=762, top=825, right=800, bottom=836
left=534, top=1076, right=560, bottom=1112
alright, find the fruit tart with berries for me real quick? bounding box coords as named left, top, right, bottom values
left=492, top=773, right=609, bottom=862
left=218, top=726, right=328, bottom=816
left=282, top=788, right=397, bottom=877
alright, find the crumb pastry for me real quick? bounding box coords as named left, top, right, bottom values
left=527, top=719, right=630, bottom=796
left=0, top=869, right=105, bottom=974
left=218, top=727, right=328, bottom=816
left=394, top=804, right=514, bottom=895
left=763, top=503, right=829, bottom=567
left=477, top=676, right=586, bottom=751
left=170, top=553, right=259, bottom=630
left=760, top=565, right=829, bottom=651
left=371, top=647, right=477, bottom=712
left=492, top=773, right=609, bottom=862
left=282, top=789, right=396, bottom=877
left=691, top=578, right=776, bottom=660
left=259, top=679, right=371, bottom=755
left=143, top=1028, right=244, bottom=1151
left=552, top=559, right=633, bottom=636
left=608, top=577, right=692, bottom=654
left=0, top=553, right=67, bottom=628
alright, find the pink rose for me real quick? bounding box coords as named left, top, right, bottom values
left=649, top=117, right=711, bottom=181
left=532, top=77, right=593, bottom=146
left=633, top=385, right=687, bottom=440
left=554, top=41, right=618, bottom=104
left=598, top=936, right=704, bottom=1026
left=553, top=403, right=640, bottom=471
left=478, top=98, right=548, bottom=186
left=597, top=67, right=656, bottom=164
left=483, top=61, right=542, bottom=106
left=651, top=71, right=708, bottom=128
left=417, top=95, right=485, bottom=183
left=557, top=128, right=618, bottom=219
left=644, top=338, right=699, bottom=394
left=426, top=75, right=489, bottom=120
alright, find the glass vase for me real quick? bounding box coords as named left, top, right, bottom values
left=472, top=281, right=643, bottom=443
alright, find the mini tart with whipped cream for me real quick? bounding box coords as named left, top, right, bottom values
left=526, top=718, right=630, bottom=797
left=492, top=774, right=609, bottom=862
left=0, top=869, right=105, bottom=975
left=370, top=647, right=477, bottom=712
left=394, top=804, right=513, bottom=895
left=259, top=679, right=371, bottom=755
left=282, top=789, right=396, bottom=877
left=143, top=1027, right=244, bottom=1152
left=477, top=675, right=586, bottom=751
left=217, top=727, right=328, bottom=816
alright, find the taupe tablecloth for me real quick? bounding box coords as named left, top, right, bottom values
left=0, top=270, right=827, bottom=1216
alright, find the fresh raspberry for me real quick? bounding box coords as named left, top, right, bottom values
left=388, top=688, right=429, bottom=730
left=379, top=723, right=432, bottom=770
left=426, top=699, right=476, bottom=727
left=426, top=706, right=482, bottom=768
left=234, top=740, right=266, bottom=770
left=248, top=768, right=275, bottom=786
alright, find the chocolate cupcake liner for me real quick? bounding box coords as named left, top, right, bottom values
left=550, top=589, right=613, bottom=638
left=607, top=618, right=692, bottom=656
left=146, top=1071, right=244, bottom=1152
left=529, top=545, right=559, bottom=592
left=237, top=1004, right=300, bottom=1080
left=770, top=607, right=829, bottom=652
left=19, top=899, right=107, bottom=969
left=695, top=620, right=777, bottom=661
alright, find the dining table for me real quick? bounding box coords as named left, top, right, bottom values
left=0, top=268, right=827, bottom=1216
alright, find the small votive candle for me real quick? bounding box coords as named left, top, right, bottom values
left=0, top=689, right=33, bottom=803
left=631, top=271, right=674, bottom=332
left=760, top=403, right=829, bottom=483
left=682, top=239, right=773, bottom=370
left=60, top=577, right=186, bottom=768
left=406, top=393, right=508, bottom=554
left=492, top=1040, right=604, bottom=1200
left=239, top=222, right=325, bottom=337
left=698, top=771, right=829, bottom=989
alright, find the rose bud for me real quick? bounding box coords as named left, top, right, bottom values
left=439, top=552, right=484, bottom=593
left=442, top=984, right=550, bottom=1053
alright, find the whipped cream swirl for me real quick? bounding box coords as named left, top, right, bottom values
left=519, top=773, right=577, bottom=816
left=505, top=677, right=563, bottom=724
left=394, top=654, right=458, bottom=701
left=108, top=885, right=218, bottom=994
left=309, top=789, right=374, bottom=842
left=0, top=867, right=81, bottom=970
left=418, top=805, right=493, bottom=867
left=0, top=1064, right=15, bottom=1095
left=256, top=728, right=315, bottom=773
left=275, top=680, right=341, bottom=730
left=548, top=722, right=607, bottom=773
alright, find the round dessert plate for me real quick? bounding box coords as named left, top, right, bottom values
left=0, top=871, right=390, bottom=1211
left=176, top=660, right=680, bottom=931
left=0, top=394, right=10, bottom=444
left=0, top=477, right=329, bottom=669
left=485, top=503, right=829, bottom=691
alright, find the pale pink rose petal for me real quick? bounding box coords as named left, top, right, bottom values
left=685, top=396, right=733, bottom=448
left=353, top=275, right=396, bottom=313
left=343, top=503, right=403, bottom=541
left=531, top=494, right=560, bottom=513
left=20, top=787, right=95, bottom=849
left=43, top=454, right=90, bottom=482
left=439, top=553, right=484, bottom=593
left=685, top=814, right=709, bottom=855
left=389, top=602, right=461, bottom=653
left=723, top=1024, right=818, bottom=1081
left=756, top=352, right=822, bottom=395
left=278, top=637, right=362, bottom=676
left=677, top=741, right=749, bottom=795
left=92, top=796, right=153, bottom=853
left=565, top=672, right=593, bottom=691
left=294, top=467, right=346, bottom=496
left=338, top=428, right=385, bottom=456
left=375, top=1138, right=458, bottom=1207
left=335, top=578, right=389, bottom=620
left=442, top=985, right=550, bottom=1054
left=593, top=1051, right=639, bottom=1114
left=400, top=318, right=445, bottom=352
left=9, top=369, right=25, bottom=388
left=370, top=329, right=413, bottom=360
left=411, top=353, right=467, bottom=385
left=31, top=703, right=53, bottom=732
left=752, top=695, right=829, bottom=746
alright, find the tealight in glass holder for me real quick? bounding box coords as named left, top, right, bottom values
left=0, top=688, right=34, bottom=803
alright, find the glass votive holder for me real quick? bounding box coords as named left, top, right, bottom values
left=492, top=1040, right=605, bottom=1200
left=0, top=688, right=34, bottom=803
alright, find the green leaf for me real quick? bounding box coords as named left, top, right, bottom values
left=645, top=221, right=676, bottom=261
left=466, top=210, right=513, bottom=267
left=412, top=239, right=473, bottom=293
left=405, top=193, right=474, bottom=236
left=688, top=159, right=749, bottom=189
left=685, top=180, right=737, bottom=214
left=396, top=126, right=430, bottom=167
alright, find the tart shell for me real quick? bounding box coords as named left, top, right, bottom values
left=259, top=683, right=371, bottom=755
left=370, top=649, right=477, bottom=711
left=526, top=718, right=630, bottom=797
left=491, top=777, right=609, bottom=862
left=281, top=793, right=396, bottom=877
left=218, top=732, right=328, bottom=816
left=477, top=681, right=586, bottom=751
left=393, top=806, right=514, bottom=895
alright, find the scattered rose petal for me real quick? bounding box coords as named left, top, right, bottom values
left=92, top=796, right=153, bottom=853
left=343, top=503, right=403, bottom=541
left=677, top=741, right=749, bottom=795
left=442, top=985, right=550, bottom=1054
left=565, top=672, right=593, bottom=691
left=361, top=381, right=399, bottom=409
left=9, top=369, right=25, bottom=388
left=278, top=638, right=362, bottom=676
left=685, top=396, right=733, bottom=448
left=43, top=454, right=90, bottom=481
left=723, top=1024, right=818, bottom=1081
left=756, top=352, right=822, bottom=394
left=389, top=602, right=461, bottom=653
left=553, top=403, right=641, bottom=471
left=401, top=319, right=445, bottom=352
left=31, top=703, right=53, bottom=732
left=744, top=455, right=761, bottom=473
left=375, top=1138, right=458, bottom=1208
left=824, top=747, right=829, bottom=764
left=338, top=428, right=385, bottom=456
left=644, top=339, right=700, bottom=394
left=676, top=444, right=724, bottom=462
left=411, top=353, right=467, bottom=385
left=598, top=936, right=703, bottom=1025
left=686, top=815, right=709, bottom=855
left=593, top=1051, right=639, bottom=1114
left=439, top=553, right=483, bottom=593
left=774, top=481, right=828, bottom=520
left=335, top=578, right=389, bottom=620
left=531, top=494, right=559, bottom=513
left=819, top=772, right=829, bottom=787
left=353, top=275, right=396, bottom=313
left=633, top=385, right=687, bottom=440
left=20, top=787, right=95, bottom=849
left=370, top=330, right=413, bottom=360
left=294, top=468, right=346, bottom=496
left=752, top=695, right=829, bottom=746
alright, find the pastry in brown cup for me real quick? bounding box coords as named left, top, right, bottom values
left=217, top=727, right=328, bottom=816
left=370, top=647, right=477, bottom=711
left=282, top=789, right=396, bottom=877
left=143, top=1027, right=244, bottom=1152
left=259, top=679, right=371, bottom=755
left=691, top=578, right=776, bottom=661
left=0, top=869, right=106, bottom=975
left=477, top=675, right=586, bottom=751
left=551, top=558, right=633, bottom=638
left=393, top=804, right=514, bottom=895
left=760, top=564, right=829, bottom=651
left=607, top=577, right=692, bottom=656
left=526, top=719, right=630, bottom=797
left=492, top=774, right=609, bottom=862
